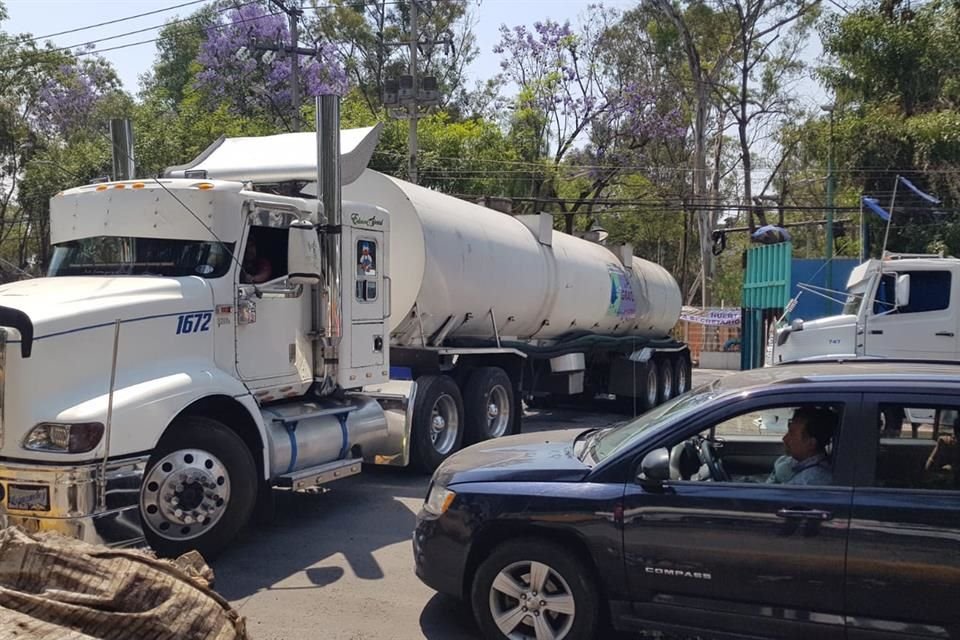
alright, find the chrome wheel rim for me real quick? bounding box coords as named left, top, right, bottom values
left=488, top=560, right=576, bottom=640
left=430, top=394, right=459, bottom=455
left=678, top=362, right=688, bottom=393
left=486, top=384, right=511, bottom=438
left=141, top=448, right=231, bottom=541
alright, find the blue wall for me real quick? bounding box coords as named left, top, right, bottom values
left=789, top=258, right=860, bottom=320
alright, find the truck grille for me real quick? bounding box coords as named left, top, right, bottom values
left=0, top=329, right=6, bottom=448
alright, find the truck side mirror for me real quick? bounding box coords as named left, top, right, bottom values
left=895, top=274, right=911, bottom=309
left=637, top=447, right=671, bottom=491
left=288, top=220, right=323, bottom=285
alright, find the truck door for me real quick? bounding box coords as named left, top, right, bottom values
left=347, top=228, right=386, bottom=370
left=865, top=269, right=958, bottom=359
left=235, top=223, right=312, bottom=391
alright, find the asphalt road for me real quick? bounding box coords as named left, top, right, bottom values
left=211, top=369, right=736, bottom=640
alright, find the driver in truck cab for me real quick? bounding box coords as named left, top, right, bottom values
left=767, top=406, right=837, bottom=485
left=240, top=234, right=273, bottom=284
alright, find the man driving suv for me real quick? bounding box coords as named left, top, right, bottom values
left=767, top=406, right=837, bottom=485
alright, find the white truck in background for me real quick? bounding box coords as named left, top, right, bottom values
left=0, top=97, right=688, bottom=557
left=773, top=253, right=958, bottom=365
left=772, top=252, right=960, bottom=433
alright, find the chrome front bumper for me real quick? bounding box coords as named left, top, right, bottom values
left=0, top=455, right=149, bottom=547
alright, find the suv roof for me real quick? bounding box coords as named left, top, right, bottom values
left=708, top=361, right=960, bottom=397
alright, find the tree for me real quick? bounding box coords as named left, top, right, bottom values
left=312, top=0, right=478, bottom=117
left=795, top=0, right=960, bottom=255
left=494, top=10, right=684, bottom=232
left=195, top=2, right=347, bottom=129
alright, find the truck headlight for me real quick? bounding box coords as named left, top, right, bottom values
left=423, top=484, right=457, bottom=517
left=23, top=422, right=104, bottom=453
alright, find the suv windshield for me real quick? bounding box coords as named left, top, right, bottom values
left=586, top=382, right=723, bottom=463
left=48, top=237, right=234, bottom=278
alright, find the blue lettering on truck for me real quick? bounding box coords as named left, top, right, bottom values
left=176, top=312, right=212, bottom=334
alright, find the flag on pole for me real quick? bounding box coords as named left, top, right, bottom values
left=862, top=196, right=890, bottom=220
left=898, top=177, right=941, bottom=204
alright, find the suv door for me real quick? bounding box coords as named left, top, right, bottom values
left=621, top=391, right=860, bottom=639
left=846, top=393, right=960, bottom=640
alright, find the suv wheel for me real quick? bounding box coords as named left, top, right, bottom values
left=471, top=539, right=599, bottom=640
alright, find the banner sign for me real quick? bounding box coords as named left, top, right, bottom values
left=679, top=307, right=741, bottom=326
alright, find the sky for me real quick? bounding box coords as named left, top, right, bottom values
left=3, top=0, right=639, bottom=94
left=3, top=0, right=826, bottom=107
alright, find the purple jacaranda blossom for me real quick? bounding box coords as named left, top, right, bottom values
left=35, top=59, right=115, bottom=139
left=195, top=4, right=347, bottom=118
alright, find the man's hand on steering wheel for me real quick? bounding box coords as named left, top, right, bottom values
left=698, top=437, right=729, bottom=482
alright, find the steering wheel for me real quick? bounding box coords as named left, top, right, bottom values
left=698, top=437, right=729, bottom=482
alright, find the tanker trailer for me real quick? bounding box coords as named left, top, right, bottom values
left=166, top=125, right=691, bottom=470
left=342, top=169, right=689, bottom=406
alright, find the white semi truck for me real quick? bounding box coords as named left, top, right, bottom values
left=772, top=253, right=959, bottom=364
left=0, top=98, right=688, bottom=557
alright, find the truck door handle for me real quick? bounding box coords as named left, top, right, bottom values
left=776, top=508, right=833, bottom=521
left=870, top=330, right=883, bottom=335
left=936, top=331, right=955, bottom=337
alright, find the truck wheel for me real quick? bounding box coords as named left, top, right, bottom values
left=464, top=367, right=516, bottom=444
left=471, top=539, right=600, bottom=640
left=412, top=375, right=465, bottom=472
left=140, top=416, right=257, bottom=559
left=640, top=362, right=660, bottom=412
left=674, top=353, right=692, bottom=395
left=657, top=358, right=674, bottom=403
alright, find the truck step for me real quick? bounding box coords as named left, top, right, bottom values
left=275, top=458, right=362, bottom=491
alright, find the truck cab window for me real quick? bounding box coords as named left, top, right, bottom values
left=48, top=236, right=234, bottom=278
left=241, top=226, right=288, bottom=284
left=873, top=271, right=950, bottom=315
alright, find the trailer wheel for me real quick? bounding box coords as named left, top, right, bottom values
left=464, top=367, right=516, bottom=444
left=657, top=358, right=674, bottom=403
left=139, top=416, right=257, bottom=559
left=674, top=352, right=692, bottom=395
left=640, top=362, right=660, bottom=412
left=412, top=375, right=465, bottom=472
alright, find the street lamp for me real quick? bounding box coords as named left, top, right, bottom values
left=821, top=103, right=836, bottom=313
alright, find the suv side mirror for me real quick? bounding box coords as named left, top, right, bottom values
left=288, top=220, right=322, bottom=285
left=638, top=447, right=671, bottom=491
left=895, top=274, right=911, bottom=309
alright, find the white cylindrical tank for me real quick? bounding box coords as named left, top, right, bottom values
left=342, top=170, right=681, bottom=347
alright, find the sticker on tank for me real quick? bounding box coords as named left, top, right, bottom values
left=608, top=265, right=636, bottom=319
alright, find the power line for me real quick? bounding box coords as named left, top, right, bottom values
left=69, top=6, right=287, bottom=57
left=45, top=0, right=273, bottom=56
left=27, top=0, right=211, bottom=43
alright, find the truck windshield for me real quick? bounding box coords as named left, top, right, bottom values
left=842, top=284, right=867, bottom=315
left=48, top=237, right=235, bottom=278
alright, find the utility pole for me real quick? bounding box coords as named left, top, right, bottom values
left=821, top=103, right=836, bottom=314
left=381, top=1, right=450, bottom=184
left=268, top=0, right=304, bottom=131
left=407, top=0, right=419, bottom=183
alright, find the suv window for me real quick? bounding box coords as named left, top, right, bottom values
left=668, top=403, right=844, bottom=486
left=876, top=404, right=959, bottom=490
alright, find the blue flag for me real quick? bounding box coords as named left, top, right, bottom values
left=899, top=176, right=941, bottom=204
left=862, top=196, right=890, bottom=221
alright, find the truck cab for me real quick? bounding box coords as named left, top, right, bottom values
left=773, top=254, right=960, bottom=364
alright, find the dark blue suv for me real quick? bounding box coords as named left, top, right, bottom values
left=413, top=362, right=960, bottom=640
